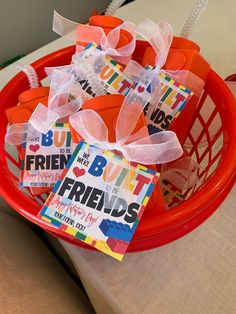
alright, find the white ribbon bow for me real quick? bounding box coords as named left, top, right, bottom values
left=69, top=89, right=183, bottom=165
left=53, top=10, right=136, bottom=65
left=125, top=19, right=204, bottom=97
left=5, top=69, right=84, bottom=145
left=76, top=22, right=136, bottom=65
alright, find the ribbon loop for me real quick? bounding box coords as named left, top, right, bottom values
left=104, top=21, right=136, bottom=56
left=53, top=10, right=79, bottom=41
left=122, top=130, right=183, bottom=164
left=69, top=109, right=109, bottom=145
left=136, top=19, right=173, bottom=68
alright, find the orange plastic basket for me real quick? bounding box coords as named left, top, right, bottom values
left=0, top=45, right=236, bottom=252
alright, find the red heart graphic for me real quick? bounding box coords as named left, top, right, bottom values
left=29, top=144, right=40, bottom=153
left=73, top=167, right=85, bottom=178
left=137, top=85, right=145, bottom=93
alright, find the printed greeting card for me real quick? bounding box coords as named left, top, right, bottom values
left=130, top=68, right=193, bottom=134
left=77, top=43, right=134, bottom=96
left=161, top=179, right=185, bottom=209
left=20, top=123, right=73, bottom=187
left=38, top=141, right=159, bottom=261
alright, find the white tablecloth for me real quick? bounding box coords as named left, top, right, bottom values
left=61, top=186, right=236, bottom=314
left=1, top=0, right=236, bottom=313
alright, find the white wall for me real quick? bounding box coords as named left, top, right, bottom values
left=0, top=0, right=110, bottom=64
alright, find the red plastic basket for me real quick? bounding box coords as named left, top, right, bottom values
left=0, top=45, right=236, bottom=252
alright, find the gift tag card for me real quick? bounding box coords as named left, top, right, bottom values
left=161, top=179, right=186, bottom=209
left=38, top=141, right=159, bottom=261
left=20, top=123, right=73, bottom=187
left=129, top=69, right=193, bottom=134
left=77, top=43, right=134, bottom=96
left=146, top=72, right=193, bottom=133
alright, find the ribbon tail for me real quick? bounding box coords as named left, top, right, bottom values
left=69, top=109, right=109, bottom=145
left=48, top=69, right=80, bottom=110
left=116, top=90, right=146, bottom=145
left=5, top=123, right=40, bottom=145
left=29, top=103, right=60, bottom=134
left=53, top=10, right=78, bottom=41
left=116, top=65, right=162, bottom=145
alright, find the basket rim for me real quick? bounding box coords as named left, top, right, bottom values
left=0, top=45, right=235, bottom=245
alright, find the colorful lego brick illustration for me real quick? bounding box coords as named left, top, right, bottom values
left=106, top=237, right=129, bottom=254
left=99, top=219, right=133, bottom=242
left=94, top=240, right=123, bottom=261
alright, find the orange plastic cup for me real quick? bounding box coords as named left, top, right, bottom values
left=135, top=37, right=200, bottom=68
left=5, top=87, right=50, bottom=196
left=6, top=87, right=49, bottom=125
left=165, top=49, right=210, bottom=144
left=6, top=86, right=49, bottom=159
left=70, top=94, right=166, bottom=213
